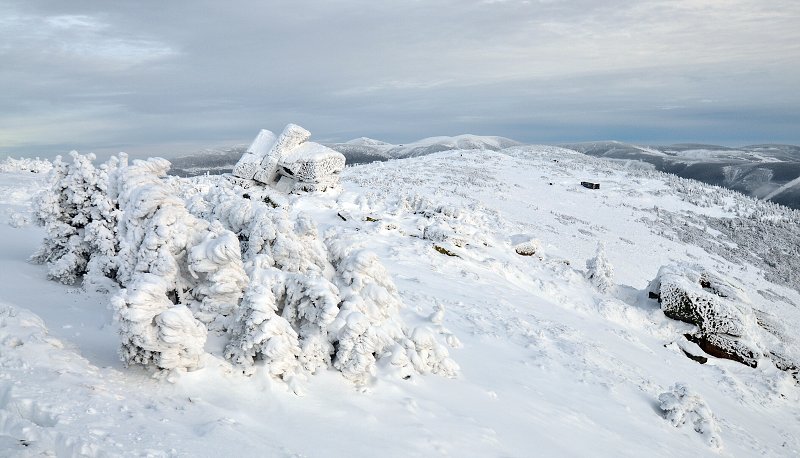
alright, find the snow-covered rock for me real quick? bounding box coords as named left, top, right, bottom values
left=647, top=263, right=800, bottom=376
left=234, top=123, right=345, bottom=193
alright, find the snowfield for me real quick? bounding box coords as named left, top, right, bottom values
left=1, top=146, right=799, bottom=457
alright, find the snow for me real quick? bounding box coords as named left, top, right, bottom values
left=763, top=174, right=800, bottom=201
left=1, top=144, right=800, bottom=456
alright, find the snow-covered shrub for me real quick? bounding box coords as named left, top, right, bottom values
left=397, top=194, right=492, bottom=251
left=112, top=273, right=207, bottom=371
left=658, top=383, right=722, bottom=449
left=30, top=151, right=123, bottom=289
left=8, top=212, right=29, bottom=228
left=187, top=222, right=249, bottom=328
left=225, top=262, right=301, bottom=380
left=0, top=156, right=52, bottom=173
left=198, top=183, right=458, bottom=385
left=586, top=242, right=614, bottom=293
left=111, top=158, right=246, bottom=372
left=327, top=235, right=458, bottom=384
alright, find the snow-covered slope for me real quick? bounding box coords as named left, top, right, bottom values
left=562, top=141, right=800, bottom=209
left=1, top=147, right=799, bottom=456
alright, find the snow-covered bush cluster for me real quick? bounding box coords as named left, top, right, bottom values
left=0, top=156, right=52, bottom=174
left=643, top=205, right=800, bottom=291
left=658, top=383, right=722, bottom=449
left=31, top=151, right=124, bottom=288
left=110, top=158, right=247, bottom=371
left=30, top=153, right=457, bottom=384
left=399, top=194, right=491, bottom=251
left=188, top=185, right=458, bottom=385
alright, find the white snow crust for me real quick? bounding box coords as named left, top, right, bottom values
left=1, top=144, right=800, bottom=457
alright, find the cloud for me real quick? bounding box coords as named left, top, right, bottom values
left=0, top=9, right=177, bottom=68
left=1, top=0, right=799, bottom=158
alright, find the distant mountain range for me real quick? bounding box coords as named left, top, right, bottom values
left=560, top=141, right=800, bottom=210
left=327, top=134, right=522, bottom=164
left=167, top=137, right=800, bottom=210
left=167, top=134, right=521, bottom=176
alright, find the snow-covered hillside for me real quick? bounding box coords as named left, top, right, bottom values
left=1, top=146, right=799, bottom=457
left=327, top=134, right=521, bottom=163
left=562, top=141, right=800, bottom=209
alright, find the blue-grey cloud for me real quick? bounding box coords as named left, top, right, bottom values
left=1, top=0, right=798, bottom=158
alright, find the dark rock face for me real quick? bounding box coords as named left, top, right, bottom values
left=684, top=333, right=758, bottom=368
left=649, top=265, right=760, bottom=368
left=650, top=265, right=800, bottom=380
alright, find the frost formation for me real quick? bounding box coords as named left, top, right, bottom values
left=193, top=184, right=459, bottom=385
left=658, top=383, right=722, bottom=449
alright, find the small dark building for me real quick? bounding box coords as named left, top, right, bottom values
left=581, top=181, right=600, bottom=189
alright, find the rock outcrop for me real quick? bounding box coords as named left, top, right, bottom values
left=232, top=124, right=345, bottom=193
left=649, top=264, right=799, bottom=380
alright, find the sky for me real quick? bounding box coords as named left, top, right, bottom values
left=1, top=0, right=799, bottom=158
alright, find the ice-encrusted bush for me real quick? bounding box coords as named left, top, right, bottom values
left=0, top=156, right=52, bottom=173
left=112, top=273, right=208, bottom=371
left=225, top=262, right=302, bottom=380
left=196, top=185, right=459, bottom=385
left=658, top=383, right=722, bottom=449
left=32, top=155, right=458, bottom=383
left=395, top=194, right=491, bottom=251
left=31, top=151, right=123, bottom=289
left=326, top=239, right=457, bottom=383
left=586, top=242, right=614, bottom=293
left=110, top=158, right=247, bottom=372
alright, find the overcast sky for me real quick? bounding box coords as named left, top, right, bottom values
left=2, top=0, right=799, bottom=158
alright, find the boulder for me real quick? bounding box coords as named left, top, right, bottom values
left=233, top=129, right=276, bottom=180
left=648, top=264, right=760, bottom=367
left=254, top=124, right=311, bottom=185
left=234, top=123, right=346, bottom=193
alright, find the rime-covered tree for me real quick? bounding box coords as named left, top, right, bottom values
left=586, top=242, right=615, bottom=293
left=31, top=151, right=123, bottom=289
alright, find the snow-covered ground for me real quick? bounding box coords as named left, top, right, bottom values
left=1, top=146, right=799, bottom=457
